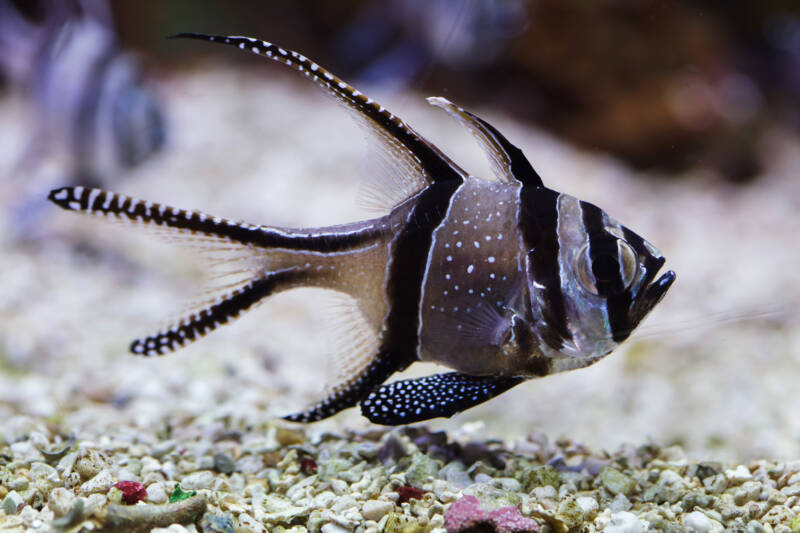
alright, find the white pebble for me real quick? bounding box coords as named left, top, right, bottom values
left=180, top=470, right=215, bottom=490
left=682, top=511, right=713, bottom=533
left=146, top=483, right=168, bottom=504
left=603, top=511, right=646, bottom=533
left=362, top=499, right=393, bottom=521
left=321, top=524, right=351, bottom=533
left=80, top=469, right=114, bottom=494
left=47, top=487, right=76, bottom=517
left=576, top=496, right=598, bottom=516
left=725, top=465, right=753, bottom=483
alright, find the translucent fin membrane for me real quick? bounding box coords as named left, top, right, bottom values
left=172, top=33, right=467, bottom=209
left=131, top=269, right=302, bottom=356
left=427, top=97, right=543, bottom=187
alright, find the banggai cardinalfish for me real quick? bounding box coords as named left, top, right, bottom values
left=48, top=33, right=676, bottom=425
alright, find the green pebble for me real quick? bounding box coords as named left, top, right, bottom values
left=405, top=453, right=438, bottom=488
left=317, top=458, right=351, bottom=480
left=516, top=463, right=561, bottom=492
left=169, top=483, right=197, bottom=503
left=791, top=516, right=800, bottom=533
left=598, top=466, right=636, bottom=496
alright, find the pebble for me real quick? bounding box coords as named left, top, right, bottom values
left=181, top=470, right=216, bottom=490
left=80, top=468, right=115, bottom=494
left=362, top=499, right=393, bottom=521
left=1, top=490, right=24, bottom=515
left=576, top=496, right=599, bottom=517
left=321, top=523, right=351, bottom=533
left=604, top=511, right=646, bottom=533
left=682, top=511, right=713, bottom=533
left=599, top=467, right=636, bottom=496
left=147, top=482, right=169, bottom=503
left=47, top=487, right=77, bottom=517
left=725, top=465, right=753, bottom=483
left=74, top=449, right=109, bottom=480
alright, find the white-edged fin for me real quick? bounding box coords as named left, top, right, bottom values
left=428, top=97, right=509, bottom=182
left=171, top=33, right=468, bottom=212
left=427, top=97, right=544, bottom=188
left=321, top=292, right=381, bottom=397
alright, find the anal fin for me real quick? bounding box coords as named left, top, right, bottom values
left=283, top=354, right=409, bottom=423
left=360, top=372, right=525, bottom=425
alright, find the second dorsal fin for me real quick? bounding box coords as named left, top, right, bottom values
left=427, top=97, right=544, bottom=188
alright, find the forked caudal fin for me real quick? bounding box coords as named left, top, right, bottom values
left=47, top=186, right=380, bottom=356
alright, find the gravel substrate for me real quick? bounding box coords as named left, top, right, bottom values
left=1, top=62, right=799, bottom=531
left=3, top=422, right=800, bottom=532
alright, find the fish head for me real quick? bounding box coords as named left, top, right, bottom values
left=523, top=190, right=676, bottom=360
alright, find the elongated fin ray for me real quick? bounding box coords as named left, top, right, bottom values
left=360, top=372, right=526, bottom=425
left=47, top=186, right=377, bottom=253
left=131, top=269, right=304, bottom=356
left=171, top=33, right=467, bottom=203
left=427, top=97, right=543, bottom=187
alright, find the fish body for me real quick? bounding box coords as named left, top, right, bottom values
left=48, top=33, right=675, bottom=425
left=0, top=0, right=165, bottom=184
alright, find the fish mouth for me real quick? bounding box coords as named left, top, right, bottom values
left=631, top=257, right=676, bottom=323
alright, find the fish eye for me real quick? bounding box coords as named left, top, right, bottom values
left=575, top=238, right=638, bottom=296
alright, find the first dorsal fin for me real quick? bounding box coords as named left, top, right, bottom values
left=171, top=33, right=468, bottom=210
left=427, top=97, right=543, bottom=188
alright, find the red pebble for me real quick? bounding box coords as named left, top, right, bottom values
left=397, top=485, right=425, bottom=504
left=113, top=481, right=148, bottom=505
left=300, top=457, right=317, bottom=475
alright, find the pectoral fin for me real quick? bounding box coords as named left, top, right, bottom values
left=360, top=372, right=525, bottom=425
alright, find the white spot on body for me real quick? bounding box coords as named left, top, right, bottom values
left=488, top=256, right=496, bottom=263
left=467, top=265, right=474, bottom=274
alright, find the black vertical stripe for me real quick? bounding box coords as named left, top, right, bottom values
left=284, top=179, right=463, bottom=422
left=519, top=187, right=571, bottom=350
left=581, top=202, right=634, bottom=342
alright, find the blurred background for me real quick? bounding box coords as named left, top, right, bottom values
left=0, top=0, right=799, bottom=461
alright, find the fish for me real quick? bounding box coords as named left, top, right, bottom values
left=47, top=33, right=676, bottom=426
left=0, top=0, right=165, bottom=185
